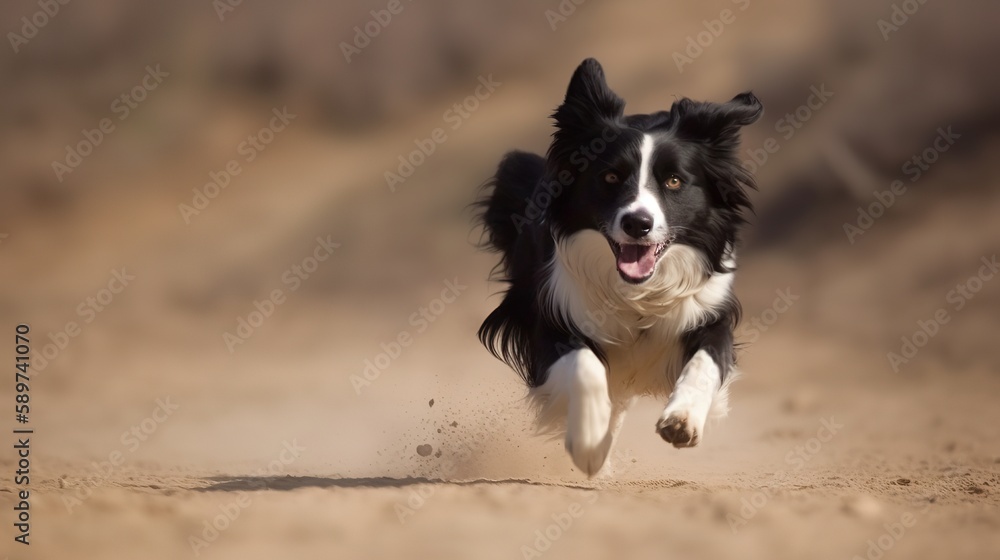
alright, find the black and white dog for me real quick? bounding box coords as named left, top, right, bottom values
left=477, top=59, right=762, bottom=476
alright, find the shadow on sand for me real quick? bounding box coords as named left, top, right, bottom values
left=195, top=476, right=595, bottom=492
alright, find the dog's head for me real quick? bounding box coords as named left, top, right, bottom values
left=545, top=58, right=762, bottom=284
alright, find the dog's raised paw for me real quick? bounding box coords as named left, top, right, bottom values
left=656, top=411, right=700, bottom=448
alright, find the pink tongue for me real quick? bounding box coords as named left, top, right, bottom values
left=617, top=244, right=657, bottom=280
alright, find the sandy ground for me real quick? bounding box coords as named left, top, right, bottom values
left=14, top=359, right=1000, bottom=560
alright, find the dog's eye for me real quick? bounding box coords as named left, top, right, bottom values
left=603, top=171, right=620, bottom=184
left=665, top=175, right=683, bottom=190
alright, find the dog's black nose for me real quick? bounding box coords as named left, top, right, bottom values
left=621, top=211, right=653, bottom=239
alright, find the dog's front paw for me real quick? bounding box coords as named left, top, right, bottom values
left=565, top=392, right=613, bottom=476
left=656, top=410, right=700, bottom=448
left=566, top=429, right=612, bottom=477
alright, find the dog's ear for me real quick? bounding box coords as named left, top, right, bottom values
left=719, top=91, right=763, bottom=126
left=674, top=93, right=763, bottom=209
left=673, top=92, right=762, bottom=148
left=552, top=58, right=625, bottom=129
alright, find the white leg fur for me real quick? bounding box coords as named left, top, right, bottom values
left=656, top=350, right=722, bottom=448
left=594, top=397, right=635, bottom=478
left=543, top=349, right=613, bottom=476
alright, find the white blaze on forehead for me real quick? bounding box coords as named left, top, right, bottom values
left=637, top=133, right=655, bottom=191
left=614, top=133, right=666, bottom=240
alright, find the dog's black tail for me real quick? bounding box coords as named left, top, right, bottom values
left=475, top=150, right=547, bottom=386
left=475, top=150, right=545, bottom=275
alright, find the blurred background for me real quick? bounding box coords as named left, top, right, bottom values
left=1, top=1, right=999, bottom=559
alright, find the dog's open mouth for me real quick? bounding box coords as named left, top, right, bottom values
left=609, top=240, right=668, bottom=283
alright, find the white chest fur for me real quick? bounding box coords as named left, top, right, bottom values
left=543, top=230, right=734, bottom=399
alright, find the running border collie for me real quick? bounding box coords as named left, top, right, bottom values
left=477, top=58, right=762, bottom=476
